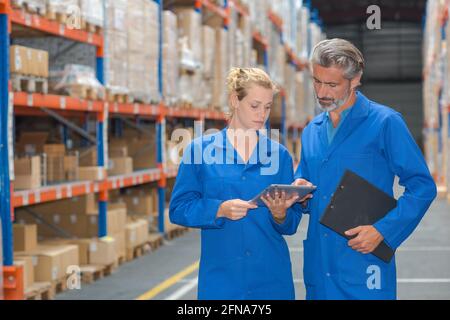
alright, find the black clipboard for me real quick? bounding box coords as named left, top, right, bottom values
left=320, top=170, right=397, bottom=263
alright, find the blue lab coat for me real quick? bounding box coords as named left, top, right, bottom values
left=169, top=128, right=302, bottom=300
left=295, top=91, right=437, bottom=300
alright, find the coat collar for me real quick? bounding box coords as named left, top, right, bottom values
left=312, top=91, right=370, bottom=126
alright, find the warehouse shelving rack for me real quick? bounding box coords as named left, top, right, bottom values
left=1, top=0, right=314, bottom=298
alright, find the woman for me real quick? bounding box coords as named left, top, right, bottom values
left=169, top=67, right=306, bottom=300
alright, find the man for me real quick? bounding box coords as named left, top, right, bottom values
left=293, top=38, right=437, bottom=300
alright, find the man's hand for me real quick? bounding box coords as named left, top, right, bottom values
left=261, top=191, right=299, bottom=224
left=292, top=178, right=314, bottom=205
left=345, top=225, right=384, bottom=254
left=217, top=199, right=257, bottom=221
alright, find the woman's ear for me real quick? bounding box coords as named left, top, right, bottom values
left=230, top=91, right=239, bottom=111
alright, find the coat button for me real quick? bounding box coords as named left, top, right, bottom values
left=246, top=250, right=251, bottom=256
left=242, top=176, right=246, bottom=181
left=324, top=233, right=328, bottom=237
left=326, top=273, right=331, bottom=277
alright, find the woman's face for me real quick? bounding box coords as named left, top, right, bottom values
left=232, top=85, right=274, bottom=130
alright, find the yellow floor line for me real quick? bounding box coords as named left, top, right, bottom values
left=135, top=261, right=200, bottom=300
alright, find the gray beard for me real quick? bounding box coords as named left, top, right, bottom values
left=315, top=91, right=351, bottom=113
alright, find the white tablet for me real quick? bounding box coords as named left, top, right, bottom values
left=249, top=184, right=317, bottom=207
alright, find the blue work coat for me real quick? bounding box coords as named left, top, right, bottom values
left=169, top=128, right=302, bottom=300
left=295, top=91, right=437, bottom=300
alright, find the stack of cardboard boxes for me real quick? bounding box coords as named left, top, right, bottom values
left=14, top=132, right=81, bottom=188
left=15, top=194, right=128, bottom=263
left=127, top=0, right=160, bottom=103
left=10, top=45, right=49, bottom=79
left=163, top=10, right=180, bottom=106
left=13, top=224, right=79, bottom=285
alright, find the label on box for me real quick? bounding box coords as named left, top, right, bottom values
left=32, top=256, right=38, bottom=267
left=90, top=216, right=97, bottom=225
left=70, top=214, right=77, bottom=224
left=130, top=230, right=136, bottom=243
left=53, top=214, right=61, bottom=224
left=52, top=267, right=59, bottom=281
left=89, top=242, right=98, bottom=252
left=133, top=197, right=139, bottom=206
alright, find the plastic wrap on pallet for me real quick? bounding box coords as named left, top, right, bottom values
left=174, top=9, right=202, bottom=66
left=268, top=26, right=285, bottom=87
left=284, top=63, right=296, bottom=120
left=163, top=11, right=180, bottom=106
left=49, top=64, right=104, bottom=96
left=46, top=0, right=77, bottom=15
left=126, top=0, right=160, bottom=103
left=104, top=0, right=128, bottom=92
left=240, top=14, right=253, bottom=67
left=247, top=0, right=270, bottom=38
left=228, top=8, right=238, bottom=69
left=212, top=28, right=229, bottom=111
left=12, top=0, right=47, bottom=14
left=80, top=0, right=104, bottom=27
left=202, top=25, right=216, bottom=80
left=297, top=6, right=310, bottom=59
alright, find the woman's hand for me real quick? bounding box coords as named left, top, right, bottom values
left=292, top=178, right=314, bottom=207
left=217, top=199, right=258, bottom=221
left=261, top=191, right=299, bottom=224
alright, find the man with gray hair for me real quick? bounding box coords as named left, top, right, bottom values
left=292, top=38, right=437, bottom=299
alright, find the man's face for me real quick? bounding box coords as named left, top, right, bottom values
left=312, top=64, right=353, bottom=112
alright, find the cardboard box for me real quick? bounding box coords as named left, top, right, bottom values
left=125, top=218, right=148, bottom=249
left=35, top=49, right=49, bottom=78
left=16, top=131, right=48, bottom=155
left=14, top=156, right=41, bottom=176
left=79, top=167, right=106, bottom=181
left=108, top=157, right=133, bottom=176
left=109, top=145, right=128, bottom=158
left=14, top=256, right=35, bottom=291
left=52, top=237, right=117, bottom=266
left=121, top=192, right=154, bottom=217
left=44, top=144, right=66, bottom=156
left=10, top=45, right=29, bottom=75
left=13, top=224, right=38, bottom=252
left=79, top=147, right=97, bottom=166
left=64, top=155, right=79, bottom=181
left=112, top=231, right=126, bottom=260
left=46, top=154, right=65, bottom=183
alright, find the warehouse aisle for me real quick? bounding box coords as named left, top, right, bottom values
left=56, top=195, right=450, bottom=300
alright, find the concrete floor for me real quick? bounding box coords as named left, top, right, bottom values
left=56, top=195, right=450, bottom=300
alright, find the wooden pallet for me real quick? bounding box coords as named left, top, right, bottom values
left=79, top=262, right=117, bottom=285
left=147, top=233, right=164, bottom=251
left=67, top=84, right=105, bottom=101
left=24, top=282, right=53, bottom=300
left=49, top=276, right=68, bottom=297
left=126, top=243, right=151, bottom=262
left=165, top=225, right=188, bottom=241
left=80, top=19, right=102, bottom=34
left=12, top=0, right=47, bottom=15
left=11, top=73, right=48, bottom=94
left=106, top=89, right=133, bottom=104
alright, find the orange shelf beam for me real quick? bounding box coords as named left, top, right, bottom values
left=252, top=31, right=269, bottom=49
left=107, top=169, right=162, bottom=190
left=165, top=166, right=179, bottom=179
left=268, top=10, right=283, bottom=32
left=108, top=102, right=160, bottom=117
left=13, top=92, right=104, bottom=112
left=13, top=181, right=105, bottom=208
left=201, top=0, right=227, bottom=19
left=10, top=8, right=103, bottom=48
left=229, top=0, right=248, bottom=16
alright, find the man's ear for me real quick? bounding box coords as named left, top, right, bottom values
left=350, top=73, right=362, bottom=90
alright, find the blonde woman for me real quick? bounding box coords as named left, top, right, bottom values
left=170, top=68, right=308, bottom=300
